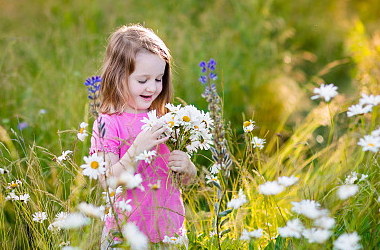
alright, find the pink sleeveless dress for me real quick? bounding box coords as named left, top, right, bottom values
left=90, top=112, right=186, bottom=243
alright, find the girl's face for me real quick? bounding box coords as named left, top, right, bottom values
left=126, top=51, right=166, bottom=113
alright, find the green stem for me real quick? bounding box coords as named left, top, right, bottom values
left=327, top=103, right=335, bottom=146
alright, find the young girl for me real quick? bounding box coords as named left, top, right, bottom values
left=89, top=24, right=197, bottom=249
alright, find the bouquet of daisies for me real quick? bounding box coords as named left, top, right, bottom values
left=141, top=103, right=213, bottom=155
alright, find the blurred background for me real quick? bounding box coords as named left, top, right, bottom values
left=1, top=0, right=379, bottom=154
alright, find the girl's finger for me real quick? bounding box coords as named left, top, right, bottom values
left=170, top=166, right=186, bottom=174
left=155, top=136, right=169, bottom=145
left=153, top=126, right=167, bottom=137
left=168, top=154, right=186, bottom=162
left=151, top=122, right=166, bottom=132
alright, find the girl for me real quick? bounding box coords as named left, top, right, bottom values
left=89, top=24, right=197, bottom=249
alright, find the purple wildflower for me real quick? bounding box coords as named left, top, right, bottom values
left=17, top=122, right=28, bottom=131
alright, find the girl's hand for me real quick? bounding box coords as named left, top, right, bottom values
left=168, top=150, right=197, bottom=184
left=132, top=122, right=169, bottom=156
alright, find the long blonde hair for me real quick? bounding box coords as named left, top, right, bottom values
left=100, top=24, right=172, bottom=115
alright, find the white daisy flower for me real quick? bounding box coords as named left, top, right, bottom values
left=311, top=83, right=338, bottom=102
left=357, top=134, right=380, bottom=153
left=240, top=228, right=263, bottom=241
left=141, top=110, right=160, bottom=131
left=135, top=150, right=157, bottom=164
left=347, top=104, right=372, bottom=117
left=359, top=174, right=368, bottom=181
left=243, top=120, right=256, bottom=133
left=334, top=232, right=361, bottom=250
left=57, top=150, right=73, bottom=163
left=359, top=93, right=380, bottom=107
left=0, top=168, right=9, bottom=174
left=314, top=216, right=335, bottom=230
left=148, top=180, right=161, bottom=190
left=210, top=163, right=222, bottom=175
left=302, top=228, right=332, bottom=244
left=227, top=189, right=248, bottom=209
left=165, top=103, right=182, bottom=113
left=162, top=235, right=182, bottom=244
left=122, top=222, right=149, bottom=250
left=60, top=213, right=90, bottom=229
left=5, top=191, right=19, bottom=201
left=77, top=122, right=88, bottom=141
left=7, top=180, right=22, bottom=189
left=116, top=199, right=132, bottom=212
left=80, top=154, right=107, bottom=180
left=205, top=174, right=220, bottom=185
left=277, top=175, right=298, bottom=187
left=19, top=193, right=30, bottom=203
left=251, top=136, right=266, bottom=150
left=119, top=171, right=143, bottom=190
left=371, top=127, right=380, bottom=137
left=337, top=185, right=359, bottom=200
left=278, top=218, right=304, bottom=238
left=291, top=200, right=328, bottom=219
left=344, top=171, right=358, bottom=184
left=102, top=186, right=123, bottom=204
left=78, top=202, right=104, bottom=218
left=259, top=181, right=284, bottom=195
left=32, top=211, right=47, bottom=223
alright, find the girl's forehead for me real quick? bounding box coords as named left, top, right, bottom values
left=132, top=51, right=166, bottom=76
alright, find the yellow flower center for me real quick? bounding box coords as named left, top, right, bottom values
left=168, top=121, right=175, bottom=127
left=79, top=128, right=85, bottom=134
left=194, top=125, right=199, bottom=130
left=91, top=161, right=99, bottom=169
left=152, top=184, right=158, bottom=189
left=105, top=207, right=110, bottom=214
left=243, top=121, right=251, bottom=127
left=171, top=238, right=176, bottom=242
left=110, top=191, right=115, bottom=197
left=368, top=143, right=374, bottom=147
left=10, top=183, right=18, bottom=188
left=183, top=116, right=190, bottom=122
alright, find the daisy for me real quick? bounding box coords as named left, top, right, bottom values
left=277, top=175, right=298, bottom=187
left=78, top=203, right=104, bottom=218
left=291, top=200, right=328, bottom=219
left=19, top=193, right=30, bottom=203
left=5, top=191, right=19, bottom=201
left=302, top=228, right=332, bottom=244
left=80, top=154, right=107, bottom=180
left=359, top=93, right=380, bottom=107
left=277, top=218, right=304, bottom=238
left=227, top=189, right=248, bottom=209
left=122, top=222, right=149, bottom=250
left=57, top=150, right=73, bottom=163
left=119, top=172, right=143, bottom=189
left=141, top=110, right=160, bottom=131
left=334, top=232, right=361, bottom=250
left=32, top=211, right=47, bottom=223
left=77, top=122, right=88, bottom=141
left=205, top=174, right=220, bottom=185
left=60, top=213, right=90, bottom=229
left=251, top=137, right=266, bottom=150
left=337, top=185, right=359, bottom=200
left=357, top=134, right=380, bottom=153
left=344, top=171, right=358, bottom=184
left=135, top=150, right=157, bottom=164
left=259, top=181, right=284, bottom=195
left=243, top=120, right=256, bottom=133
left=165, top=103, right=182, bottom=113
left=102, top=186, right=123, bottom=204
left=240, top=228, right=263, bottom=241
left=0, top=168, right=9, bottom=174
left=116, top=199, right=132, bottom=212
left=148, top=180, right=161, bottom=190
left=359, top=174, right=368, bottom=181
left=347, top=104, right=372, bottom=117
left=163, top=236, right=180, bottom=244
left=7, top=180, right=22, bottom=189
left=311, top=83, right=338, bottom=102
left=210, top=163, right=222, bottom=175
left=314, top=216, right=335, bottom=230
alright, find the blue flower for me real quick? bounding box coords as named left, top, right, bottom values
left=17, top=122, right=28, bottom=131
left=209, top=72, right=217, bottom=81
left=199, top=76, right=207, bottom=84
left=207, top=59, right=217, bottom=71
left=84, top=76, right=102, bottom=100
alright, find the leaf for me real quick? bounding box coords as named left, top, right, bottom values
left=217, top=209, right=233, bottom=218
left=219, top=228, right=231, bottom=237
left=212, top=181, right=222, bottom=190
left=220, top=218, right=229, bottom=228
left=110, top=242, right=125, bottom=248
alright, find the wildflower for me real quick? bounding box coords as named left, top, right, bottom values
left=59, top=241, right=70, bottom=247
left=32, top=211, right=47, bottom=223
left=278, top=218, right=304, bottom=238
left=347, top=104, right=372, bottom=117
left=148, top=180, right=161, bottom=190
left=344, top=171, right=358, bottom=184
left=48, top=212, right=68, bottom=232
left=227, top=189, right=248, bottom=209
left=7, top=180, right=22, bottom=189
left=116, top=199, right=132, bottom=212
left=359, top=174, right=368, bottom=181
left=259, top=181, right=284, bottom=195
left=209, top=231, right=217, bottom=237
left=314, top=216, right=335, bottom=230
left=77, top=122, right=88, bottom=141
left=243, top=120, right=256, bottom=133
left=165, top=103, right=182, bottom=113
left=141, top=110, right=160, bottom=131
left=39, top=109, right=47, bottom=115
left=122, top=222, right=149, bottom=250
left=5, top=191, right=19, bottom=201
left=210, top=163, right=222, bottom=175
left=359, top=93, right=380, bottom=107
left=78, top=203, right=104, bottom=218
left=205, top=174, right=220, bottom=185
left=291, top=200, right=328, bottom=219
left=371, top=127, right=380, bottom=137
left=61, top=213, right=90, bottom=229
left=119, top=172, right=143, bottom=189
left=163, top=236, right=180, bottom=244
left=357, top=134, right=380, bottom=152
left=277, top=175, right=298, bottom=187
left=337, top=185, right=359, bottom=200
left=240, top=228, right=263, bottom=241
left=57, top=150, right=73, bottom=163
left=251, top=136, right=266, bottom=150
left=311, top=83, right=338, bottom=102
left=334, top=232, right=361, bottom=250
left=19, top=193, right=30, bottom=203
left=80, top=154, right=107, bottom=180
left=0, top=168, right=9, bottom=174
left=302, top=228, right=332, bottom=244
left=84, top=75, right=101, bottom=100
left=17, top=121, right=28, bottom=131
left=103, top=186, right=123, bottom=204
left=135, top=150, right=157, bottom=164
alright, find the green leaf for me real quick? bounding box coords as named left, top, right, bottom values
left=212, top=180, right=222, bottom=190
left=217, top=209, right=233, bottom=217
left=219, top=228, right=231, bottom=237
left=220, top=217, right=229, bottom=228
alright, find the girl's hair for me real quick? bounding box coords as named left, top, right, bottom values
left=100, top=24, right=172, bottom=115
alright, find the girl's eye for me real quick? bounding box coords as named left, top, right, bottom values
left=138, top=80, right=147, bottom=84
left=155, top=79, right=162, bottom=82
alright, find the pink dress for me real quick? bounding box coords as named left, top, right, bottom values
left=90, top=112, right=186, bottom=243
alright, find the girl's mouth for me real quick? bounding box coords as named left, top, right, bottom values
left=140, top=95, right=152, bottom=100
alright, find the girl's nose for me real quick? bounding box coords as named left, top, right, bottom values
left=145, top=80, right=156, bottom=92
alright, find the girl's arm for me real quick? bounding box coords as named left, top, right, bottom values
left=99, top=123, right=169, bottom=189
left=168, top=150, right=197, bottom=186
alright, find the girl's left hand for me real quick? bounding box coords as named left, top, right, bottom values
left=168, top=150, right=197, bottom=181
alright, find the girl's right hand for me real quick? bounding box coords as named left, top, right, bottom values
left=132, top=122, right=169, bottom=155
